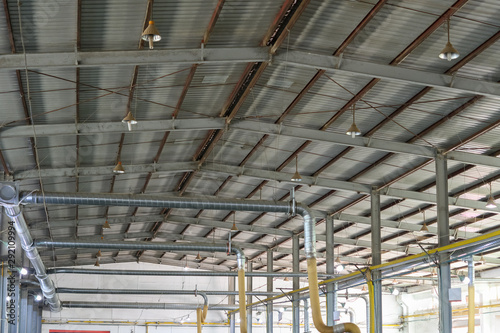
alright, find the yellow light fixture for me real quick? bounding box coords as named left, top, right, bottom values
left=113, top=161, right=125, bottom=174
left=479, top=254, right=485, bottom=264
left=122, top=112, right=138, bottom=131
left=196, top=252, right=202, bottom=261
left=94, top=259, right=100, bottom=267
left=103, top=220, right=111, bottom=229
left=96, top=250, right=102, bottom=258
left=283, top=276, right=290, bottom=282
left=141, top=20, right=161, bottom=49
left=486, top=183, right=497, bottom=209
left=439, top=18, right=459, bottom=61
left=420, top=223, right=429, bottom=232
left=361, top=285, right=367, bottom=292
left=346, top=104, right=361, bottom=138
left=291, top=156, right=302, bottom=182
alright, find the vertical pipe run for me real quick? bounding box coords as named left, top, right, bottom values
left=370, top=188, right=382, bottom=333
left=436, top=154, right=452, bottom=333
left=292, top=235, right=300, bottom=333
left=238, top=268, right=247, bottom=333
left=326, top=216, right=335, bottom=325
left=197, top=307, right=202, bottom=333
left=468, top=257, right=475, bottom=333
left=266, top=250, right=273, bottom=333
left=304, top=299, right=310, bottom=333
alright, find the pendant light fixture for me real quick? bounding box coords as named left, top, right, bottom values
left=113, top=161, right=125, bottom=174
left=420, top=223, right=429, bottom=232
left=142, top=20, right=161, bottom=49
left=291, top=156, right=302, bottom=182
left=346, top=103, right=361, bottom=138
left=439, top=18, right=459, bottom=61
left=231, top=213, right=238, bottom=231
left=94, top=259, right=100, bottom=267
left=335, top=256, right=344, bottom=272
left=96, top=250, right=102, bottom=258
left=122, top=111, right=138, bottom=131
left=486, top=182, right=497, bottom=209
left=102, top=220, right=111, bottom=229
left=196, top=252, right=202, bottom=261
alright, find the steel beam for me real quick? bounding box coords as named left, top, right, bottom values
left=266, top=250, right=273, bottom=333
left=5, top=119, right=500, bottom=170
left=276, top=50, right=500, bottom=99
left=1, top=47, right=499, bottom=99
left=325, top=216, right=334, bottom=325
left=292, top=235, right=300, bottom=333
left=371, top=188, right=382, bottom=333
left=436, top=154, right=452, bottom=333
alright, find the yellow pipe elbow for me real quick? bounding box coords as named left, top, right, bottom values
left=202, top=304, right=208, bottom=323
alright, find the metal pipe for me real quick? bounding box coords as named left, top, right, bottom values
left=3, top=205, right=61, bottom=312
left=61, top=301, right=238, bottom=311
left=47, top=268, right=323, bottom=278
left=292, top=235, right=300, bottom=333
left=56, top=288, right=208, bottom=305
left=361, top=296, right=370, bottom=333
left=247, top=261, right=253, bottom=333
left=304, top=299, right=310, bottom=333
left=35, top=240, right=244, bottom=270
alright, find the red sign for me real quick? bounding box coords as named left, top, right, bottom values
left=49, top=331, right=110, bottom=333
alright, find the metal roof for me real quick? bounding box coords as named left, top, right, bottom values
left=1, top=0, right=500, bottom=293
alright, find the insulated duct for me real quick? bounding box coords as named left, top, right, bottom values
left=61, top=301, right=237, bottom=311
left=55, top=287, right=278, bottom=297
left=3, top=205, right=61, bottom=312
left=19, top=189, right=357, bottom=332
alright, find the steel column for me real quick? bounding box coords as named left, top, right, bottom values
left=326, top=215, right=335, bottom=325
left=292, top=235, right=300, bottom=333
left=266, top=250, right=273, bottom=333
left=247, top=261, right=253, bottom=333
left=371, top=188, right=382, bottom=333
left=436, top=154, right=452, bottom=333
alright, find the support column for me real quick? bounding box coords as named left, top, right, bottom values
left=230, top=313, right=236, bottom=333
left=304, top=299, right=310, bottom=333
left=247, top=261, right=253, bottom=333
left=292, top=235, right=300, bottom=333
left=436, top=153, right=452, bottom=333
left=266, top=250, right=273, bottom=333
left=18, top=288, right=28, bottom=333
left=229, top=272, right=237, bottom=330
left=371, top=187, right=382, bottom=333
left=326, top=216, right=335, bottom=325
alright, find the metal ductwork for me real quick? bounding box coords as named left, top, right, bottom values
left=56, top=287, right=278, bottom=297
left=3, top=203, right=61, bottom=312
left=0, top=185, right=333, bottom=332
left=35, top=240, right=245, bottom=270
left=47, top=267, right=325, bottom=278
left=62, top=301, right=238, bottom=311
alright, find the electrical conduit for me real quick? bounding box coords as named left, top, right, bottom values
left=468, top=257, right=475, bottom=333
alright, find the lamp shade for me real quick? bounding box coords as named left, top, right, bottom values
left=346, top=122, right=361, bottom=138
left=113, top=162, right=125, bottom=174
left=439, top=41, right=459, bottom=61
left=141, top=21, right=161, bottom=49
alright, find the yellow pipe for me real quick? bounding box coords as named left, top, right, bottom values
left=468, top=285, right=474, bottom=333
left=307, top=258, right=361, bottom=333
left=238, top=268, right=247, bottom=333
left=197, top=307, right=202, bottom=333
left=202, top=304, right=208, bottom=323
left=366, top=272, right=375, bottom=333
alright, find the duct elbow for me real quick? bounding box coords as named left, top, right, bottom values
left=230, top=245, right=246, bottom=270
left=296, top=204, right=316, bottom=259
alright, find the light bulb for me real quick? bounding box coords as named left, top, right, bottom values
left=20, top=268, right=28, bottom=275
left=35, top=294, right=42, bottom=301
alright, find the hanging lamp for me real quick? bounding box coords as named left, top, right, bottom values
left=439, top=18, right=459, bottom=61
left=122, top=111, right=138, bottom=131
left=346, top=104, right=361, bottom=138
left=291, top=156, right=302, bottom=182
left=196, top=252, right=202, bottom=261
left=486, top=183, right=497, bottom=209
left=141, top=20, right=161, bottom=49
left=113, top=161, right=125, bottom=174
left=94, top=259, right=100, bottom=267
left=103, top=220, right=111, bottom=229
